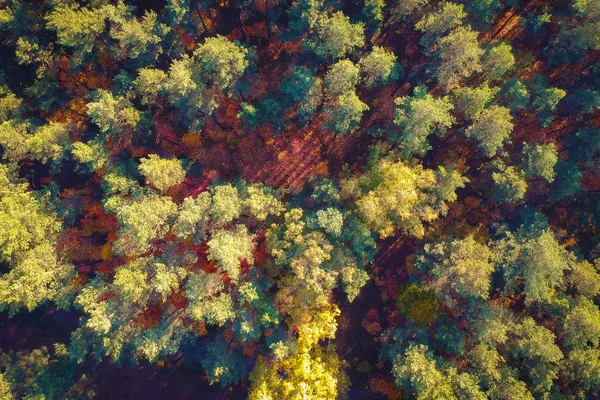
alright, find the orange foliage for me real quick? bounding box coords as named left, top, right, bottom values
left=134, top=304, right=162, bottom=329
left=167, top=288, right=189, bottom=310
left=367, top=377, right=402, bottom=400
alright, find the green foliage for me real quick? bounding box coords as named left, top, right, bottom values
left=71, top=139, right=110, bottom=172
left=0, top=165, right=74, bottom=313
left=279, top=66, right=323, bottom=122
left=464, top=0, right=502, bottom=27
left=482, top=42, right=515, bottom=81
left=210, top=184, right=242, bottom=223
left=87, top=89, right=141, bottom=134
left=46, top=3, right=107, bottom=58
left=429, top=26, right=483, bottom=90
left=138, top=154, right=186, bottom=192
left=531, top=76, right=566, bottom=128
left=186, top=271, right=235, bottom=326
left=453, top=82, right=499, bottom=120
left=306, top=11, right=365, bottom=60
left=391, top=344, right=456, bottom=399
left=394, top=86, right=455, bottom=157
left=325, top=59, right=360, bottom=95
left=193, top=36, right=251, bottom=93
left=522, top=142, right=558, bottom=182
left=207, top=225, right=255, bottom=283
left=201, top=339, right=246, bottom=387
left=396, top=285, right=440, bottom=326
left=415, top=2, right=466, bottom=49
left=342, top=155, right=460, bottom=238
left=492, top=165, right=527, bottom=204
left=358, top=46, right=402, bottom=88
left=109, top=193, right=178, bottom=256
left=465, top=105, right=513, bottom=157
left=417, top=236, right=494, bottom=306
left=323, top=90, right=369, bottom=135
left=495, top=227, right=571, bottom=305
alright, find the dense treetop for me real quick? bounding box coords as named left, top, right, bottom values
left=0, top=0, right=599, bottom=399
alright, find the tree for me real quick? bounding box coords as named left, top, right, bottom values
left=340, top=155, right=465, bottom=238
left=415, top=2, right=466, bottom=49
left=531, top=76, right=566, bottom=128
left=429, top=26, right=483, bottom=90
left=389, top=0, right=431, bottom=22
left=453, top=82, right=499, bottom=121
left=201, top=339, right=247, bottom=387
left=522, top=143, right=558, bottom=182
left=279, top=66, right=323, bottom=122
left=138, top=154, right=186, bottom=192
left=210, top=184, right=242, bottom=223
left=134, top=68, right=167, bottom=106
left=362, top=0, right=385, bottom=36
left=87, top=89, right=141, bottom=135
left=323, top=91, right=369, bottom=136
left=417, top=236, right=494, bottom=307
left=492, top=165, right=527, bottom=204
left=561, top=296, right=600, bottom=349
left=358, top=46, right=403, bottom=88
left=0, top=165, right=74, bottom=314
left=185, top=271, right=234, bottom=326
left=508, top=318, right=563, bottom=394
left=305, top=11, right=365, bottom=60
left=193, top=35, right=251, bottom=93
left=481, top=42, right=515, bottom=81
left=465, top=105, right=513, bottom=157
left=325, top=59, right=360, bottom=95
left=391, top=344, right=456, bottom=399
left=465, top=0, right=502, bottom=27
left=496, top=227, right=570, bottom=305
left=162, top=36, right=252, bottom=130
left=552, top=160, right=583, bottom=200
left=249, top=341, right=348, bottom=400
left=501, top=78, right=530, bottom=112
left=45, top=3, right=107, bottom=61
left=394, top=86, right=455, bottom=157
left=106, top=5, right=169, bottom=63
left=108, top=192, right=178, bottom=256
left=207, top=225, right=255, bottom=283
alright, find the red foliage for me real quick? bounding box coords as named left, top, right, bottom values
left=361, top=309, right=383, bottom=335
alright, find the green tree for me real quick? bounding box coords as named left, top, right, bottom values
left=394, top=86, right=455, bottom=157
left=502, top=78, right=530, bottom=112
left=210, top=184, right=242, bottom=223
left=492, top=165, right=527, bottom=204
left=522, top=143, right=558, bottom=182
left=453, top=82, right=499, bottom=121
left=87, top=89, right=141, bottom=135
left=45, top=3, right=107, bottom=61
left=415, top=2, right=466, bottom=49
left=391, top=344, right=456, bottom=399
left=417, top=236, right=494, bottom=307
left=429, top=26, right=483, bottom=90
left=108, top=192, right=178, bottom=256
left=340, top=155, right=465, bottom=238
left=305, top=11, right=365, bottom=60
left=358, top=46, right=402, bottom=88
left=208, top=225, right=255, bottom=283
left=481, top=42, right=515, bottom=81
left=325, top=59, right=360, bottom=95
left=465, top=105, right=513, bottom=157
left=531, top=76, right=566, bottom=128
left=279, top=66, right=323, bottom=122
left=139, top=154, right=186, bottom=192
left=0, top=165, right=74, bottom=314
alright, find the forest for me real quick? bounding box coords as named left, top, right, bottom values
left=0, top=0, right=600, bottom=398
